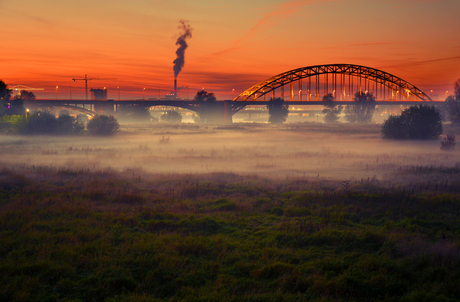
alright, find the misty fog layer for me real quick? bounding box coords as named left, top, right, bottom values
left=1, top=124, right=458, bottom=184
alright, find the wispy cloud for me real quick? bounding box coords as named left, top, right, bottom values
left=381, top=55, right=460, bottom=69
left=205, top=0, right=338, bottom=61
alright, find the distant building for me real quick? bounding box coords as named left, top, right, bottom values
left=91, top=88, right=107, bottom=100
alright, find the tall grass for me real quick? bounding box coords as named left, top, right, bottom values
left=1, top=167, right=460, bottom=301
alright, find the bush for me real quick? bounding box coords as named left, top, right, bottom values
left=21, top=112, right=57, bottom=134
left=382, top=105, right=443, bottom=139
left=20, top=112, right=84, bottom=135
left=161, top=110, right=182, bottom=123
left=87, top=115, right=119, bottom=136
left=440, top=133, right=456, bottom=150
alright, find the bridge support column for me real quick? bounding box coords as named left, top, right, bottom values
left=223, top=100, right=233, bottom=124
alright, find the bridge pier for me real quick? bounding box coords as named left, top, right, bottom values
left=223, top=100, right=232, bottom=124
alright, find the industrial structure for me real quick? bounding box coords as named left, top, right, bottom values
left=27, top=64, right=437, bottom=123
left=233, top=64, right=432, bottom=102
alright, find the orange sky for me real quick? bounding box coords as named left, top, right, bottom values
left=2, top=0, right=460, bottom=100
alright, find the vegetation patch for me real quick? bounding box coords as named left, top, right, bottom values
left=1, top=169, right=460, bottom=301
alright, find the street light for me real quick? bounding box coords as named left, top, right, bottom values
left=26, top=108, right=29, bottom=120
left=117, top=86, right=120, bottom=101
left=55, top=86, right=58, bottom=100
left=143, top=88, right=145, bottom=100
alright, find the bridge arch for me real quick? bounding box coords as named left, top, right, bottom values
left=233, top=64, right=432, bottom=102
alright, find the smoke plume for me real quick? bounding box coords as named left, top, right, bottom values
left=173, top=20, right=193, bottom=79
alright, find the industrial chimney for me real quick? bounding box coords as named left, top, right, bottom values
left=174, top=78, right=177, bottom=97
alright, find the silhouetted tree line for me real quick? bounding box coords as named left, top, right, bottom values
left=19, top=111, right=119, bottom=136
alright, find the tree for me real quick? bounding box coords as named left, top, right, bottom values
left=381, top=105, right=442, bottom=139
left=20, top=111, right=84, bottom=135
left=0, top=80, right=11, bottom=101
left=87, top=115, right=119, bottom=136
left=444, top=79, right=460, bottom=125
left=17, top=91, right=35, bottom=100
left=344, top=91, right=376, bottom=124
left=194, top=90, right=218, bottom=123
left=0, top=80, right=12, bottom=117
left=322, top=93, right=342, bottom=123
left=267, top=97, right=289, bottom=124
left=56, top=114, right=84, bottom=135
left=115, top=105, right=152, bottom=123
left=161, top=110, right=182, bottom=123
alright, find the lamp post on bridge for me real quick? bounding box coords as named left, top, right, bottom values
left=55, top=86, right=58, bottom=100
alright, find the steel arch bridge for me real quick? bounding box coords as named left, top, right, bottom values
left=233, top=64, right=432, bottom=103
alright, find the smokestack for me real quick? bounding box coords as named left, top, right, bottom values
left=174, top=78, right=177, bottom=96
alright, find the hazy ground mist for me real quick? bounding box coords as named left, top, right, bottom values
left=1, top=123, right=458, bottom=184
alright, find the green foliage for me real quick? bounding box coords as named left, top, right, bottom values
left=2, top=169, right=460, bottom=301
left=322, top=93, right=343, bottom=123
left=87, top=115, right=119, bottom=136
left=0, top=115, right=25, bottom=133
left=344, top=91, right=376, bottom=124
left=161, top=110, right=182, bottom=123
left=20, top=111, right=84, bottom=135
left=267, top=97, right=289, bottom=124
left=382, top=105, right=443, bottom=139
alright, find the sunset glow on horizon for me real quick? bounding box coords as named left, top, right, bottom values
left=2, top=0, right=460, bottom=100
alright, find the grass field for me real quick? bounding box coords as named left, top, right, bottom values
left=1, top=123, right=460, bottom=301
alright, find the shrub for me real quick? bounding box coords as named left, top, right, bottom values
left=161, top=110, right=182, bottom=123
left=382, top=105, right=442, bottom=139
left=20, top=111, right=84, bottom=135
left=440, top=133, right=456, bottom=150
left=56, top=114, right=76, bottom=135
left=21, top=112, right=57, bottom=134
left=87, top=115, right=119, bottom=136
